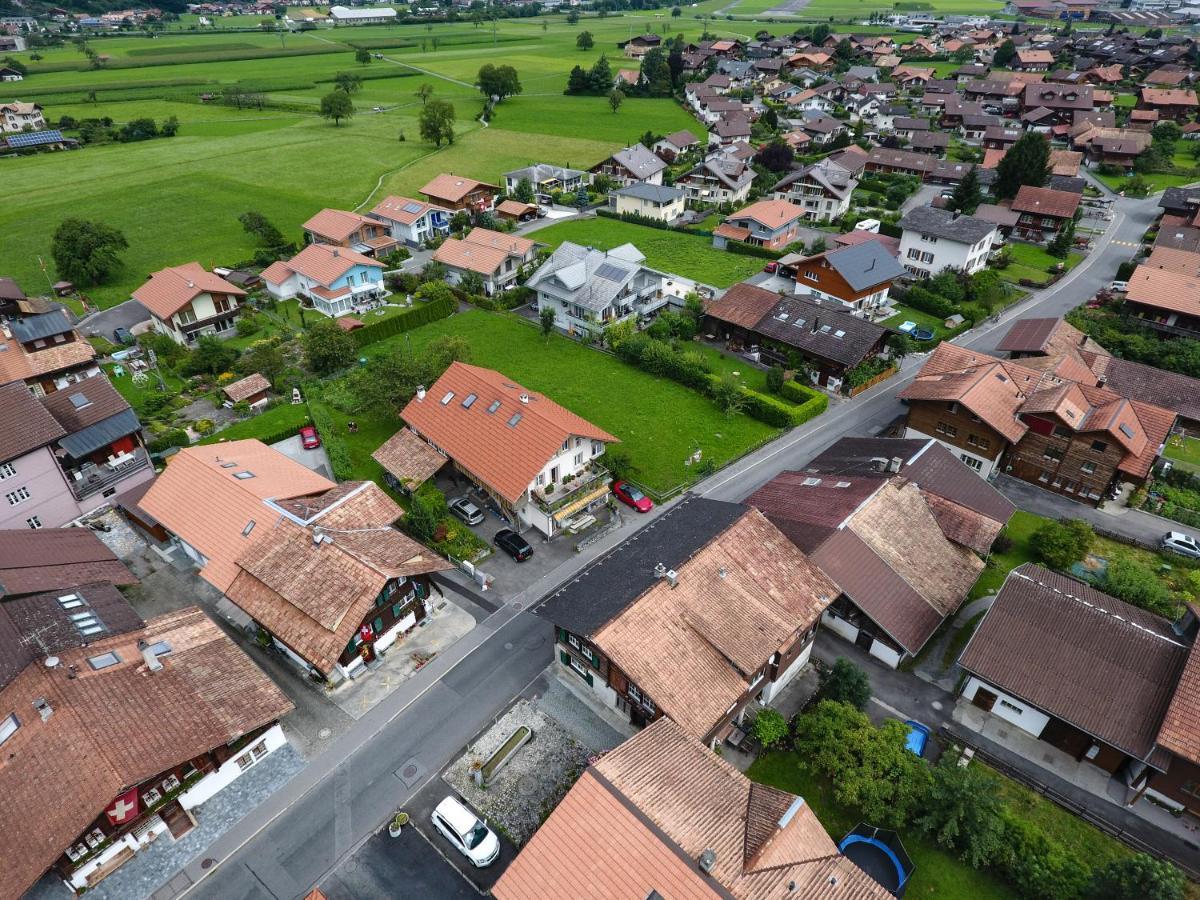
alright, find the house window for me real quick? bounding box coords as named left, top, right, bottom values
left=1182, top=781, right=1200, bottom=799
left=176, top=307, right=197, bottom=326
left=907, top=248, right=922, bottom=260
left=592, top=441, right=603, bottom=456
left=1081, top=461, right=1097, bottom=475
left=26, top=516, right=41, bottom=530
left=960, top=454, right=983, bottom=472
left=574, top=452, right=584, bottom=466
left=804, top=270, right=818, bottom=281
left=1053, top=425, right=1072, bottom=439
left=1043, top=447, right=1064, bottom=462
left=0, top=463, right=14, bottom=479
left=567, top=633, right=580, bottom=650
left=998, top=699, right=1023, bottom=715
left=142, top=787, right=162, bottom=808
left=87, top=651, right=121, bottom=670
left=5, top=487, right=30, bottom=506
left=1091, top=440, right=1108, bottom=452
left=935, top=422, right=957, bottom=437
left=1039, top=470, right=1051, bottom=482
left=0, top=713, right=17, bottom=747
left=235, top=739, right=270, bottom=771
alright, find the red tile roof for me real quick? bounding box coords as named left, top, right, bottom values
left=1011, top=185, right=1081, bottom=219
left=401, top=363, right=617, bottom=505
left=132, top=262, right=246, bottom=320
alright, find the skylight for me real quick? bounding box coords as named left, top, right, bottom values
left=242, top=520, right=256, bottom=537
left=462, top=393, right=477, bottom=409
left=68, top=393, right=91, bottom=409
left=220, top=462, right=237, bottom=469
left=1119, top=424, right=1136, bottom=439
left=507, top=412, right=522, bottom=428
left=487, top=399, right=501, bottom=414
left=87, top=651, right=121, bottom=671
left=802, top=477, right=822, bottom=486
left=56, top=594, right=83, bottom=610
left=0, top=714, right=17, bottom=747
left=233, top=471, right=255, bottom=480
left=440, top=391, right=455, bottom=405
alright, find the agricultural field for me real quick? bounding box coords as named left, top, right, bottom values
left=529, top=217, right=766, bottom=287
left=729, top=0, right=1006, bottom=18
left=0, top=15, right=723, bottom=307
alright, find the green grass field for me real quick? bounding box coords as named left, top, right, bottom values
left=361, top=309, right=778, bottom=492
left=529, top=217, right=764, bottom=288
left=1000, top=243, right=1082, bottom=287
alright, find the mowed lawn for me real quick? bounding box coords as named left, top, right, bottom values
left=363, top=309, right=778, bottom=493
left=529, top=217, right=765, bottom=288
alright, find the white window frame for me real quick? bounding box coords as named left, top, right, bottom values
left=5, top=486, right=30, bottom=506
left=0, top=462, right=15, bottom=480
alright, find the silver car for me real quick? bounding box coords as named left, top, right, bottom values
left=1161, top=531, right=1200, bottom=560
left=448, top=496, right=484, bottom=526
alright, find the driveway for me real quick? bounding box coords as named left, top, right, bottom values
left=270, top=434, right=333, bottom=480
left=994, top=474, right=1168, bottom=548
left=78, top=298, right=150, bottom=339
left=317, top=828, right=479, bottom=900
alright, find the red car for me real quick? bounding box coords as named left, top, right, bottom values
left=763, top=261, right=779, bottom=274
left=299, top=425, right=321, bottom=450
left=612, top=480, right=653, bottom=513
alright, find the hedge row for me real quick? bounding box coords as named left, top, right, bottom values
left=705, top=374, right=827, bottom=428
left=350, top=296, right=456, bottom=348
left=307, top=402, right=353, bottom=482
left=595, top=208, right=713, bottom=238
left=724, top=239, right=783, bottom=260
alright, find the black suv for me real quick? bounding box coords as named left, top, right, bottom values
left=494, top=529, right=533, bottom=562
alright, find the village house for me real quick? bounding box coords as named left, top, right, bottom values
left=0, top=378, right=152, bottom=530
left=864, top=146, right=934, bottom=179
left=958, top=564, right=1200, bottom=820
left=0, top=590, right=292, bottom=899
left=400, top=362, right=618, bottom=538
left=703, top=281, right=888, bottom=389
left=221, top=372, right=271, bottom=409
left=771, top=158, right=858, bottom=223
left=650, top=129, right=701, bottom=162
left=528, top=241, right=668, bottom=335
left=301, top=208, right=399, bottom=258
left=709, top=115, right=753, bottom=147
left=609, top=182, right=686, bottom=223
left=537, top=495, right=837, bottom=743
left=619, top=33, right=660, bottom=58
left=0, top=527, right=136, bottom=597
left=418, top=173, right=501, bottom=212
left=262, top=244, right=385, bottom=317
left=1022, top=82, right=1095, bottom=124
left=713, top=199, right=805, bottom=251
left=1123, top=262, right=1200, bottom=341
left=132, top=262, right=248, bottom=345
left=590, top=143, right=666, bottom=187
left=751, top=443, right=1011, bottom=668
left=1014, top=48, right=1054, bottom=72
left=1011, top=185, right=1081, bottom=242
left=0, top=65, right=23, bottom=82
left=501, top=163, right=589, bottom=199
left=138, top=440, right=450, bottom=683
left=676, top=155, right=755, bottom=206
left=367, top=195, right=451, bottom=248
left=898, top=207, right=999, bottom=278
left=493, top=717, right=890, bottom=900
left=432, top=227, right=536, bottom=296
left=899, top=342, right=1174, bottom=500
left=1140, top=87, right=1199, bottom=121
left=778, top=241, right=907, bottom=319
left=0, top=100, right=43, bottom=132
left=0, top=309, right=100, bottom=395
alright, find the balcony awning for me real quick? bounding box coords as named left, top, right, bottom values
left=58, top=408, right=140, bottom=459
left=551, top=483, right=611, bottom=523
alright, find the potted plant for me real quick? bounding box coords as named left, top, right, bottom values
left=388, top=811, right=410, bottom=837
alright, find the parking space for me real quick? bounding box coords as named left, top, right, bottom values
left=269, top=434, right=332, bottom=480
left=317, top=828, right=479, bottom=900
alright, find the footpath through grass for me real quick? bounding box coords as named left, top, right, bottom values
left=362, top=309, right=778, bottom=493
left=529, top=217, right=765, bottom=288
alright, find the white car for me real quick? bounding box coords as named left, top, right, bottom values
left=431, top=797, right=499, bottom=867
left=1161, top=531, right=1200, bottom=560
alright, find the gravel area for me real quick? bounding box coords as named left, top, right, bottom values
left=88, top=508, right=144, bottom=559
left=444, top=700, right=591, bottom=846
left=535, top=674, right=624, bottom=755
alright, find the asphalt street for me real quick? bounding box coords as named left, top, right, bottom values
left=180, top=185, right=1164, bottom=900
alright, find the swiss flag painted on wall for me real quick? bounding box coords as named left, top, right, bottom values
left=105, top=786, right=139, bottom=826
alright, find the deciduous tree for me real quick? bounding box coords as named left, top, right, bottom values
left=576, top=30, right=593, bottom=50
left=355, top=47, right=371, bottom=65
left=1089, top=854, right=1186, bottom=900
left=477, top=63, right=522, bottom=102
left=1033, top=518, right=1093, bottom=570
left=608, top=87, right=624, bottom=113
left=817, top=657, right=871, bottom=709
left=319, top=90, right=354, bottom=126
left=415, top=83, right=433, bottom=106
left=994, top=131, right=1049, bottom=199
left=419, top=99, right=456, bottom=147
left=238, top=210, right=287, bottom=247
left=51, top=218, right=128, bottom=287
left=303, top=319, right=357, bottom=375
left=334, top=71, right=362, bottom=94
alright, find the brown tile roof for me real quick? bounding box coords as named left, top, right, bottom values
left=495, top=199, right=537, bottom=217
left=714, top=221, right=753, bottom=242
left=419, top=173, right=500, bottom=204
left=529, top=717, right=888, bottom=900
left=371, top=426, right=446, bottom=490
left=899, top=343, right=1039, bottom=443
left=1158, top=622, right=1200, bottom=766
left=370, top=195, right=449, bottom=225
left=139, top=440, right=335, bottom=593
left=226, top=482, right=450, bottom=674
left=222, top=372, right=271, bottom=403
left=461, top=226, right=535, bottom=257
left=0, top=380, right=65, bottom=462
left=1127, top=265, right=1200, bottom=318
left=748, top=472, right=883, bottom=553
left=728, top=199, right=805, bottom=229
left=302, top=208, right=376, bottom=242
left=265, top=243, right=382, bottom=290
left=1141, top=87, right=1198, bottom=107
left=432, top=237, right=511, bottom=276
left=1011, top=185, right=1081, bottom=219
left=401, top=362, right=617, bottom=505
left=705, top=281, right=781, bottom=330
left=996, top=316, right=1102, bottom=357
left=960, top=564, right=1188, bottom=763
left=1089, top=356, right=1200, bottom=425
left=39, top=375, right=131, bottom=433
left=0, top=606, right=292, bottom=900
left=132, top=262, right=246, bottom=320
left=921, top=491, right=1005, bottom=556
left=592, top=509, right=837, bottom=739
left=1145, top=246, right=1200, bottom=277
left=0, top=528, right=136, bottom=597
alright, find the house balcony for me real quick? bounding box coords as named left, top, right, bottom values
left=532, top=464, right=612, bottom=517
left=66, top=448, right=151, bottom=500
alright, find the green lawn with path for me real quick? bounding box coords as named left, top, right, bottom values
left=882, top=303, right=957, bottom=344
left=362, top=309, right=778, bottom=493
left=999, top=243, right=1082, bottom=287
left=199, top=401, right=313, bottom=445
left=529, top=218, right=765, bottom=288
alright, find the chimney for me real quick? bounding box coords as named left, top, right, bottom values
left=870, top=456, right=888, bottom=472
left=718, top=566, right=727, bottom=579
left=33, top=698, right=52, bottom=722
left=698, top=849, right=717, bottom=874
left=653, top=562, right=679, bottom=588
left=138, top=639, right=163, bottom=672
left=333, top=248, right=340, bottom=257
left=519, top=393, right=530, bottom=404
left=888, top=456, right=903, bottom=473
left=811, top=315, right=820, bottom=334
left=416, top=385, right=426, bottom=401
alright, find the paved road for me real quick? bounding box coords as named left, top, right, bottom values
left=995, top=474, right=1168, bottom=548
left=179, top=187, right=1165, bottom=900
left=78, top=298, right=150, bottom=339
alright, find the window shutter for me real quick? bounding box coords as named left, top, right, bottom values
left=560, top=650, right=571, bottom=666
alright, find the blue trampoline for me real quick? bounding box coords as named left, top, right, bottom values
left=839, top=824, right=915, bottom=897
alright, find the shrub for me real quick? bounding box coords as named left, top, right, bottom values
left=1033, top=518, right=1093, bottom=570
left=147, top=428, right=189, bottom=453
left=235, top=315, right=258, bottom=337
left=195, top=418, right=215, bottom=435
left=752, top=708, right=789, bottom=749
left=779, top=378, right=819, bottom=405
left=1103, top=555, right=1177, bottom=616
left=1089, top=854, right=1186, bottom=900
left=766, top=365, right=785, bottom=394
left=817, top=657, right=871, bottom=709
left=991, top=532, right=1013, bottom=555
left=349, top=295, right=455, bottom=348
left=916, top=755, right=1008, bottom=868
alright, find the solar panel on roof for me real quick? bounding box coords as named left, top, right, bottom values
left=595, top=263, right=627, bottom=282
left=5, top=129, right=65, bottom=148
left=402, top=202, right=423, bottom=213
left=68, top=393, right=90, bottom=409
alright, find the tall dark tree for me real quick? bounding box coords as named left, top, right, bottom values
left=588, top=55, right=613, bottom=93
left=753, top=139, right=794, bottom=173
left=949, top=165, right=982, bottom=215
left=567, top=65, right=589, bottom=94
left=993, top=38, right=1017, bottom=68
left=51, top=218, right=128, bottom=287
left=994, top=131, right=1049, bottom=200
left=638, top=46, right=672, bottom=96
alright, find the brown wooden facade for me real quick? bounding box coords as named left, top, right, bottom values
left=905, top=399, right=1006, bottom=468
left=1006, top=412, right=1132, bottom=503
left=781, top=256, right=888, bottom=310
left=335, top=573, right=435, bottom=669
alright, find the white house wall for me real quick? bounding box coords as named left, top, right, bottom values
left=903, top=426, right=998, bottom=478
left=962, top=676, right=1050, bottom=736
left=179, top=723, right=289, bottom=809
